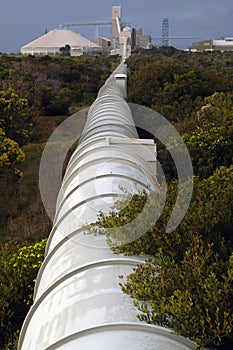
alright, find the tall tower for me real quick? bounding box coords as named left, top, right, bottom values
left=162, top=17, right=169, bottom=46
left=111, top=5, right=122, bottom=49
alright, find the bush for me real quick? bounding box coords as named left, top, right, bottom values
left=0, top=239, right=47, bottom=348
left=183, top=123, right=232, bottom=179
left=92, top=165, right=233, bottom=348
left=121, top=239, right=233, bottom=349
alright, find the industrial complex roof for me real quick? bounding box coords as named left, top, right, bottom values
left=21, top=28, right=101, bottom=54
left=212, top=38, right=233, bottom=46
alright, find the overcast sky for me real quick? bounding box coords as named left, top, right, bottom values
left=1, top=0, right=233, bottom=53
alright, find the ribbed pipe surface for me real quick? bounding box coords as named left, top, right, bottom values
left=18, top=63, right=196, bottom=350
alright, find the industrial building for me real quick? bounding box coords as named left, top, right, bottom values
left=110, top=6, right=131, bottom=56
left=110, top=6, right=151, bottom=56
left=133, top=28, right=151, bottom=49
left=191, top=37, right=233, bottom=52
left=21, top=28, right=102, bottom=56
left=21, top=6, right=151, bottom=58
left=94, top=37, right=110, bottom=53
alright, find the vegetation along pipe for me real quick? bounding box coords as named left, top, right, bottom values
left=18, top=62, right=196, bottom=349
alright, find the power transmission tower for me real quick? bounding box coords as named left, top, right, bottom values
left=162, top=17, right=169, bottom=46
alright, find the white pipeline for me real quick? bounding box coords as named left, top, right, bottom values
left=18, top=63, right=196, bottom=350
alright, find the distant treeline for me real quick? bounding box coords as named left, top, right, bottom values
left=126, top=48, right=233, bottom=180
left=0, top=53, right=120, bottom=116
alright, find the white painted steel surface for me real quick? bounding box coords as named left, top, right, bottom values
left=18, top=63, right=196, bottom=349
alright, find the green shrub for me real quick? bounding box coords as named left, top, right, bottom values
left=121, top=239, right=233, bottom=349
left=92, top=165, right=233, bottom=348
left=0, top=238, right=47, bottom=349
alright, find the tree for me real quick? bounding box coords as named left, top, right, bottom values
left=197, top=92, right=233, bottom=127
left=0, top=127, right=25, bottom=177
left=120, top=239, right=233, bottom=349
left=183, top=123, right=232, bottom=179
left=0, top=239, right=47, bottom=349
left=59, top=44, right=71, bottom=56
left=0, top=88, right=33, bottom=146
left=91, top=165, right=233, bottom=348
